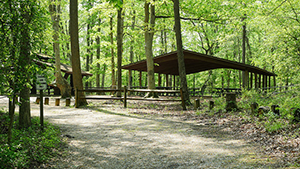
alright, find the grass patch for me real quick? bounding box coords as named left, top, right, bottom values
left=0, top=111, right=67, bottom=169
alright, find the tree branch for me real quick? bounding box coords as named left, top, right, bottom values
left=155, top=15, right=224, bottom=23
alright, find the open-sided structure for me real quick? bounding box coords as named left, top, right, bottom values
left=32, top=53, right=93, bottom=95
left=122, top=50, right=276, bottom=89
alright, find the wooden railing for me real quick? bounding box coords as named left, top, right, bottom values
left=75, top=86, right=186, bottom=110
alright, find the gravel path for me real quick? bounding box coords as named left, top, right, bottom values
left=0, top=97, right=282, bottom=168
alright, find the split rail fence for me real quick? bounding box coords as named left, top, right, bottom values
left=75, top=86, right=186, bottom=110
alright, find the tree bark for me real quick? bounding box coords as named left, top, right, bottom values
left=96, top=18, right=101, bottom=88
left=117, top=8, right=123, bottom=97
left=173, top=0, right=189, bottom=109
left=110, top=16, right=116, bottom=90
left=242, top=14, right=247, bottom=88
left=49, top=0, right=71, bottom=98
left=144, top=1, right=157, bottom=98
left=70, top=0, right=87, bottom=107
left=18, top=9, right=31, bottom=128
left=85, top=22, right=90, bottom=89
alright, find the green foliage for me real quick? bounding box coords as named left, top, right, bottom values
left=239, top=87, right=300, bottom=132
left=0, top=112, right=66, bottom=169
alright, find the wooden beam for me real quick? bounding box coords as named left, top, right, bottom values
left=254, top=73, right=258, bottom=89
left=158, top=73, right=161, bottom=87
left=139, top=71, right=142, bottom=87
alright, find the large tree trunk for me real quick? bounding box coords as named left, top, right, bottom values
left=70, top=0, right=87, bottom=107
left=110, top=16, right=116, bottom=90
left=49, top=1, right=71, bottom=98
left=144, top=1, right=157, bottom=98
left=173, top=0, right=189, bottom=109
left=116, top=8, right=123, bottom=97
left=18, top=10, right=31, bottom=128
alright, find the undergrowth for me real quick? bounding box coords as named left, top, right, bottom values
left=0, top=111, right=66, bottom=169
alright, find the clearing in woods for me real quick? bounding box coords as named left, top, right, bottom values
left=0, top=97, right=284, bottom=168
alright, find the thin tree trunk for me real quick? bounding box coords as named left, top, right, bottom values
left=96, top=18, right=101, bottom=88
left=129, top=10, right=135, bottom=89
left=173, top=0, right=189, bottom=108
left=110, top=16, right=116, bottom=90
left=70, top=0, right=87, bottom=107
left=86, top=22, right=90, bottom=88
left=8, top=95, right=15, bottom=144
left=101, top=64, right=106, bottom=88
left=117, top=8, right=123, bottom=97
left=242, top=14, right=247, bottom=88
left=49, top=0, right=71, bottom=98
left=144, top=1, right=157, bottom=98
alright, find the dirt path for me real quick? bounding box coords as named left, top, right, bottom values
left=0, top=97, right=282, bottom=168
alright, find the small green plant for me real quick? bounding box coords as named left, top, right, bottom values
left=0, top=111, right=66, bottom=169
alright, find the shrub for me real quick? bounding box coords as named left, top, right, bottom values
left=0, top=112, right=66, bottom=169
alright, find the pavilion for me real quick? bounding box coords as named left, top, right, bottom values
left=32, top=53, right=93, bottom=95
left=122, top=50, right=277, bottom=90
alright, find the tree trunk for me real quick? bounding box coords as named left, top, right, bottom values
left=49, top=1, right=71, bottom=98
left=18, top=13, right=31, bottom=128
left=242, top=14, right=247, bottom=88
left=101, top=64, right=106, bottom=88
left=144, top=1, right=157, bottom=98
left=85, top=22, right=90, bottom=89
left=70, top=0, right=87, bottom=107
left=129, top=10, right=135, bottom=89
left=173, top=0, right=189, bottom=109
left=117, top=8, right=123, bottom=97
left=96, top=18, right=101, bottom=88
left=110, top=16, right=116, bottom=90
left=8, top=95, right=15, bottom=144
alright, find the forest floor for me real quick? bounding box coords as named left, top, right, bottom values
left=0, top=96, right=299, bottom=168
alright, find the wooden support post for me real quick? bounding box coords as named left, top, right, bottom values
left=258, top=74, right=261, bottom=89
left=194, top=99, right=200, bottom=110
left=139, top=71, right=142, bottom=87
left=66, top=98, right=71, bottom=106
left=173, top=75, right=176, bottom=90
left=264, top=75, right=267, bottom=90
left=166, top=74, right=169, bottom=87
left=124, top=86, right=127, bottom=108
left=158, top=73, right=161, bottom=87
left=254, top=73, right=257, bottom=89
left=262, top=75, right=265, bottom=90
left=55, top=98, right=60, bottom=106
left=250, top=72, right=253, bottom=89
left=128, top=70, right=132, bottom=89
left=180, top=88, right=186, bottom=110
left=244, top=70, right=249, bottom=89
left=40, top=90, right=44, bottom=130
left=44, top=97, right=49, bottom=105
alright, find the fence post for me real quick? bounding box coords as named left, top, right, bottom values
left=180, top=88, right=186, bottom=110
left=124, top=86, right=127, bottom=108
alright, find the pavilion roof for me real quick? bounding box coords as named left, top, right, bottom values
left=121, top=50, right=277, bottom=76
left=34, top=53, right=93, bottom=76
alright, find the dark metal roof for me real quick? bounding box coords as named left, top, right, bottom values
left=35, top=53, right=93, bottom=76
left=122, top=50, right=277, bottom=76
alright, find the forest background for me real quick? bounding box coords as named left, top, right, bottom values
left=1, top=0, right=300, bottom=95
